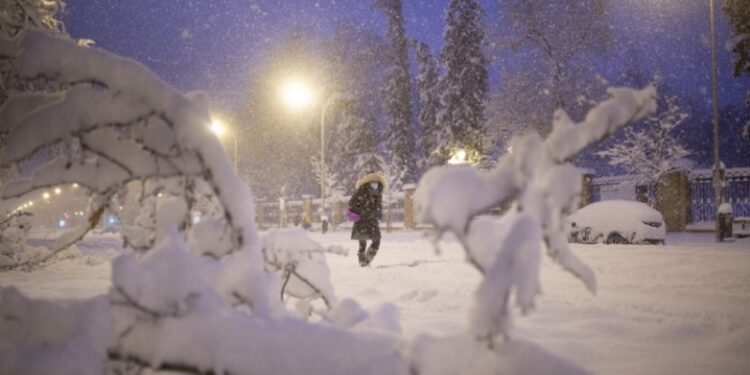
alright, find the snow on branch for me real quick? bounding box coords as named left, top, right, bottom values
left=414, top=85, right=657, bottom=345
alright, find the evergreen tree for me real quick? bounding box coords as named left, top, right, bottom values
left=374, top=0, right=416, bottom=186
left=436, top=0, right=489, bottom=164
left=413, top=40, right=441, bottom=170
left=334, top=99, right=383, bottom=193
left=723, top=0, right=750, bottom=140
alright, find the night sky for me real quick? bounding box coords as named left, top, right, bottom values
left=63, top=0, right=749, bottom=169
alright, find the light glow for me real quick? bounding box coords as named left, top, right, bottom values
left=54, top=187, right=62, bottom=195
left=281, top=79, right=314, bottom=110
left=448, top=148, right=468, bottom=165
left=43, top=192, right=51, bottom=199
left=210, top=119, right=227, bottom=137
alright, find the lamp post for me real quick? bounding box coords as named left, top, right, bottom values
left=281, top=79, right=333, bottom=232
left=709, top=0, right=723, bottom=241
left=210, top=119, right=238, bottom=170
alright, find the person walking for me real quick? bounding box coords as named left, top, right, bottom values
left=347, top=173, right=385, bottom=267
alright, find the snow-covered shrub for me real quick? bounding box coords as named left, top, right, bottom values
left=415, top=85, right=657, bottom=346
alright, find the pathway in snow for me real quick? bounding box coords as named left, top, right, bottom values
left=1, top=231, right=748, bottom=375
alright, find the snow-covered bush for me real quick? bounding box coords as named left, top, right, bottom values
left=415, top=85, right=657, bottom=346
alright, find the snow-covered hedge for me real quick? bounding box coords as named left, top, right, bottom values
left=0, top=29, right=656, bottom=374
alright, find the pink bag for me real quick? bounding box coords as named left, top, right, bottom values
left=345, top=209, right=360, bottom=222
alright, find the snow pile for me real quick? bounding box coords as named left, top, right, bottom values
left=719, top=203, right=733, bottom=215
left=261, top=228, right=346, bottom=312
left=0, top=287, right=113, bottom=375
left=414, top=85, right=656, bottom=346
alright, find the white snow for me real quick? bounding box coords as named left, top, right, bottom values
left=569, top=200, right=666, bottom=243
left=2, top=231, right=749, bottom=375
left=719, top=203, right=733, bottom=215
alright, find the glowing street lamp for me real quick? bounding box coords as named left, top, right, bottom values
left=54, top=187, right=62, bottom=195
left=209, top=118, right=238, bottom=170
left=280, top=78, right=336, bottom=232
left=448, top=148, right=470, bottom=165
left=43, top=192, right=51, bottom=200
left=281, top=79, right=315, bottom=110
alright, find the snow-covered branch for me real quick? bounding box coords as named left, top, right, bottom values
left=415, top=85, right=657, bottom=345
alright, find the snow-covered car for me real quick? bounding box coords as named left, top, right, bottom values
left=568, top=200, right=666, bottom=245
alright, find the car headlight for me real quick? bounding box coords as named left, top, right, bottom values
left=642, top=221, right=662, bottom=228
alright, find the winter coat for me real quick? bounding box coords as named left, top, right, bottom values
left=349, top=173, right=385, bottom=241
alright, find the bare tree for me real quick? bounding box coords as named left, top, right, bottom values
left=596, top=95, right=691, bottom=206
left=492, top=0, right=613, bottom=136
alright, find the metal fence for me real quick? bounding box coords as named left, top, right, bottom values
left=256, top=193, right=407, bottom=229
left=689, top=168, right=750, bottom=222
left=591, top=168, right=750, bottom=223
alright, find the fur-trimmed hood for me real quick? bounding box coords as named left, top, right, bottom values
left=355, top=173, right=386, bottom=190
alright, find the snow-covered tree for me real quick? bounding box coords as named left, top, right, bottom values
left=321, top=21, right=388, bottom=193
left=724, top=0, right=750, bottom=141
left=596, top=95, right=691, bottom=206
left=492, top=0, right=613, bottom=136
left=0, top=0, right=65, bottom=38
left=436, top=0, right=490, bottom=164
left=416, top=85, right=657, bottom=347
left=0, top=0, right=69, bottom=264
left=375, top=0, right=417, bottom=186
left=413, top=40, right=441, bottom=170
left=0, top=0, right=67, bottom=104
left=332, top=99, right=383, bottom=193
left=725, top=0, right=750, bottom=80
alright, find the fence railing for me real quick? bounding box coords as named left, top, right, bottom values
left=689, top=168, right=750, bottom=222
left=256, top=193, right=408, bottom=230
left=591, top=168, right=750, bottom=224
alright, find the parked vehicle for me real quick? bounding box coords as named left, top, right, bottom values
left=568, top=200, right=666, bottom=245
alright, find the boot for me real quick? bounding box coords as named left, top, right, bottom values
left=358, top=251, right=368, bottom=267
left=365, top=245, right=379, bottom=265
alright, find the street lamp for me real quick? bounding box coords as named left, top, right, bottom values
left=708, top=0, right=723, bottom=241
left=280, top=78, right=332, bottom=232
left=448, top=148, right=468, bottom=165
left=209, top=118, right=238, bottom=170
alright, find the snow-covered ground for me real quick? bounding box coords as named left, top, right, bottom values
left=1, top=230, right=749, bottom=375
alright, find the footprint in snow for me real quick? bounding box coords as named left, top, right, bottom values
left=417, top=289, right=438, bottom=302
